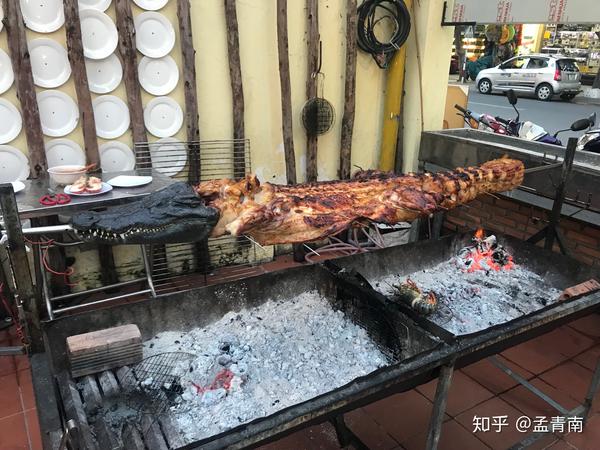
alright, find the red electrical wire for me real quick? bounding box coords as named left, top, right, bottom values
left=0, top=282, right=25, bottom=344
left=23, top=237, right=77, bottom=287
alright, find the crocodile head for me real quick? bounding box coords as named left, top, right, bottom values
left=71, top=182, right=219, bottom=244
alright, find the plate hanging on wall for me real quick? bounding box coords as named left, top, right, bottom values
left=144, top=96, right=183, bottom=138
left=45, top=139, right=86, bottom=168
left=0, top=145, right=29, bottom=183
left=85, top=54, right=123, bottom=94
left=150, top=137, right=187, bottom=177
left=138, top=56, right=179, bottom=96
left=29, top=38, right=72, bottom=88
left=133, top=0, right=169, bottom=11
left=37, top=90, right=79, bottom=137
left=93, top=95, right=131, bottom=139
left=134, top=12, right=175, bottom=58
left=0, top=99, right=22, bottom=144
left=78, top=0, right=112, bottom=11
left=20, top=0, right=65, bottom=33
left=80, top=9, right=118, bottom=60
left=0, top=49, right=14, bottom=94
left=99, top=141, right=136, bottom=172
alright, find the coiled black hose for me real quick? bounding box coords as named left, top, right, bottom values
left=357, top=0, right=411, bottom=68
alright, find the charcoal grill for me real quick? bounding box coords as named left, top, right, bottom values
left=37, top=263, right=445, bottom=449
left=33, top=232, right=600, bottom=449
left=327, top=231, right=600, bottom=343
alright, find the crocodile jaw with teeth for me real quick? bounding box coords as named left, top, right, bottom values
left=71, top=183, right=220, bottom=244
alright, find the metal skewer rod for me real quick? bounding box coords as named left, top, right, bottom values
left=524, top=162, right=564, bottom=174
left=1, top=224, right=73, bottom=236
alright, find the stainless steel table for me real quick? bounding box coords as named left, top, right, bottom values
left=13, top=170, right=176, bottom=220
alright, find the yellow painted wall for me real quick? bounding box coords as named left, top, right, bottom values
left=0, top=0, right=386, bottom=183
left=402, top=0, right=455, bottom=172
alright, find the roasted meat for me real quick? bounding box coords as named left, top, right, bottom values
left=196, top=157, right=524, bottom=245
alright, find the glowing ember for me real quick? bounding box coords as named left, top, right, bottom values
left=459, top=230, right=514, bottom=273
left=191, top=368, right=235, bottom=395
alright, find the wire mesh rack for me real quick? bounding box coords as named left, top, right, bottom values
left=132, top=139, right=265, bottom=295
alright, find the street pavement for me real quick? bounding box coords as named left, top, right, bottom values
left=465, top=87, right=599, bottom=141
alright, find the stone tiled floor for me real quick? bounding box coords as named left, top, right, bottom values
left=0, top=293, right=598, bottom=449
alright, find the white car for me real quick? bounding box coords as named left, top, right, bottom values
left=475, top=54, right=582, bottom=101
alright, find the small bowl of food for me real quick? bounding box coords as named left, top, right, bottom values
left=47, top=165, right=88, bottom=186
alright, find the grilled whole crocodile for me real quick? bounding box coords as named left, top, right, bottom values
left=71, top=157, right=524, bottom=245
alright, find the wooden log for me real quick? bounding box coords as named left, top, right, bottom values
left=276, top=0, right=297, bottom=185
left=63, top=0, right=100, bottom=167
left=97, top=370, right=120, bottom=397
left=177, top=0, right=210, bottom=272
left=141, top=415, right=169, bottom=450
left=122, top=424, right=145, bottom=450
left=80, top=375, right=103, bottom=414
left=224, top=0, right=246, bottom=178
left=305, top=0, right=319, bottom=182
left=177, top=0, right=201, bottom=185
left=2, top=0, right=46, bottom=178
left=114, top=0, right=148, bottom=147
left=158, top=415, right=185, bottom=449
left=57, top=373, right=99, bottom=450
left=339, top=0, right=357, bottom=180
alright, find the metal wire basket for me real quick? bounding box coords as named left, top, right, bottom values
left=302, top=97, right=335, bottom=137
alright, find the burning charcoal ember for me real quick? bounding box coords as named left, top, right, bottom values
left=136, top=292, right=386, bottom=444
left=390, top=278, right=438, bottom=315
left=377, top=231, right=561, bottom=335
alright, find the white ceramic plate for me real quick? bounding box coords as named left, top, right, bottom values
left=107, top=175, right=153, bottom=187
left=11, top=181, right=26, bottom=193
left=0, top=146, right=29, bottom=183
left=85, top=54, right=123, bottom=94
left=20, top=0, right=65, bottom=33
left=29, top=38, right=71, bottom=88
left=138, top=55, right=179, bottom=96
left=134, top=12, right=175, bottom=58
left=93, top=95, right=130, bottom=139
left=150, top=137, right=187, bottom=177
left=80, top=9, right=118, bottom=60
left=99, top=141, right=136, bottom=172
left=0, top=99, right=22, bottom=144
left=45, top=139, right=85, bottom=168
left=133, top=0, right=169, bottom=11
left=0, top=49, right=14, bottom=94
left=37, top=90, right=79, bottom=137
left=79, top=0, right=112, bottom=11
left=144, top=97, right=183, bottom=138
left=65, top=182, right=113, bottom=196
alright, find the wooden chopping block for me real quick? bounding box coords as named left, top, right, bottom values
left=558, top=279, right=600, bottom=302
left=67, top=324, right=143, bottom=378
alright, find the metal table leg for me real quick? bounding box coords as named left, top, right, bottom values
left=331, top=415, right=369, bottom=450
left=426, top=362, right=455, bottom=450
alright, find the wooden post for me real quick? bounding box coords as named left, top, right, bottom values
left=339, top=0, right=357, bottom=180
left=178, top=0, right=210, bottom=272
left=114, top=0, right=148, bottom=147
left=177, top=0, right=201, bottom=186
left=305, top=0, right=319, bottom=182
left=0, top=185, right=42, bottom=352
left=2, top=0, right=47, bottom=178
left=63, top=0, right=100, bottom=167
left=276, top=0, right=297, bottom=185
left=224, top=0, right=246, bottom=179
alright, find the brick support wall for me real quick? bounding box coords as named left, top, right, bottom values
left=444, top=195, right=600, bottom=268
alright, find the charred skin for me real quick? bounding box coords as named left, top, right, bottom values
left=392, top=279, right=438, bottom=315
left=196, top=158, right=524, bottom=246
left=71, top=183, right=219, bottom=244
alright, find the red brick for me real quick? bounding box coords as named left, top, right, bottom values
left=494, top=198, right=521, bottom=212
left=575, top=245, right=600, bottom=260
left=462, top=356, right=535, bottom=395
left=581, top=225, right=600, bottom=239
left=558, top=220, right=584, bottom=233
left=446, top=216, right=467, bottom=227
left=566, top=230, right=599, bottom=246
left=345, top=407, right=400, bottom=449
left=563, top=413, right=600, bottom=450
left=539, top=361, right=594, bottom=403
left=402, top=419, right=490, bottom=450
left=568, top=314, right=600, bottom=339
left=494, top=216, right=517, bottom=228
left=417, top=371, right=494, bottom=417
left=502, top=326, right=594, bottom=374
left=455, top=397, right=524, bottom=450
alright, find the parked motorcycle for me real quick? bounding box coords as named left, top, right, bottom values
left=455, top=89, right=595, bottom=149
